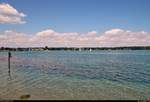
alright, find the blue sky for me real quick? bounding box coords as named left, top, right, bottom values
left=0, top=0, right=150, bottom=33
left=0, top=0, right=150, bottom=47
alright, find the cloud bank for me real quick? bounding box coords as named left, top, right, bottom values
left=0, top=3, right=26, bottom=24
left=0, top=28, right=150, bottom=47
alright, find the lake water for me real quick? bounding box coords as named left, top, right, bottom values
left=0, top=50, right=150, bottom=100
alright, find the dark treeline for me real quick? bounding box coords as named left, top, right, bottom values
left=0, top=46, right=150, bottom=51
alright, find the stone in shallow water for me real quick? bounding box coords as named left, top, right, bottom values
left=20, top=94, right=31, bottom=99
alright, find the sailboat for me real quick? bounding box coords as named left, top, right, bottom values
left=79, top=48, right=82, bottom=51
left=90, top=48, right=92, bottom=52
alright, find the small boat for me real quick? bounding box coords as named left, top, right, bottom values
left=79, top=48, right=82, bottom=51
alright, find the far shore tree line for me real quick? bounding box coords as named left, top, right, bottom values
left=0, top=46, right=150, bottom=51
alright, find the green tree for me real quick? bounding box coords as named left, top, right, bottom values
left=44, top=46, right=49, bottom=50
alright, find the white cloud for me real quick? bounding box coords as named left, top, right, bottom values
left=95, top=29, right=150, bottom=47
left=36, top=29, right=56, bottom=37
left=0, top=3, right=26, bottom=24
left=0, top=28, right=150, bottom=47
left=0, top=30, right=31, bottom=47
left=105, top=28, right=124, bottom=34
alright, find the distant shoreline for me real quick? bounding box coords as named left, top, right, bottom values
left=0, top=46, right=150, bottom=51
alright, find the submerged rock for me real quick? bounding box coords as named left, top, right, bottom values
left=20, top=94, right=31, bottom=99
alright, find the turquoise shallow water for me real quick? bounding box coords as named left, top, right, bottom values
left=0, top=50, right=150, bottom=100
